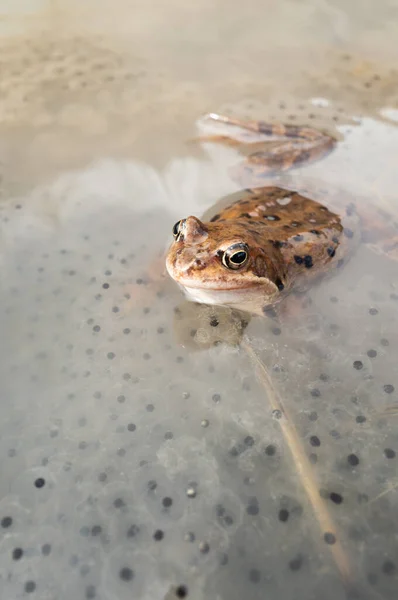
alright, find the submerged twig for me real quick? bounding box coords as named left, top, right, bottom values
left=379, top=404, right=398, bottom=416
left=241, top=337, right=353, bottom=584
left=369, top=480, right=398, bottom=505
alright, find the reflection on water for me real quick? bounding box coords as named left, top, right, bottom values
left=1, top=1, right=398, bottom=599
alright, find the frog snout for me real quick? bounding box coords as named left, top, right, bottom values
left=183, top=216, right=208, bottom=244
left=174, top=247, right=208, bottom=274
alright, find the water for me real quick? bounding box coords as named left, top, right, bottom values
left=1, top=1, right=398, bottom=599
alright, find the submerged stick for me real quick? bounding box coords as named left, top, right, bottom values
left=241, top=337, right=353, bottom=584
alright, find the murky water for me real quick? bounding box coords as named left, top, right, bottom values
left=1, top=1, right=398, bottom=599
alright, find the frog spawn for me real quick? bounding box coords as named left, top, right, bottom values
left=0, top=24, right=398, bottom=599
left=1, top=147, right=398, bottom=600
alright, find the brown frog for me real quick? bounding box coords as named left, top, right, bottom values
left=166, top=113, right=398, bottom=317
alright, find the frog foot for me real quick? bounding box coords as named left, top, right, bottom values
left=262, top=293, right=313, bottom=322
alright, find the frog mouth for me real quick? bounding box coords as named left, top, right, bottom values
left=178, top=281, right=252, bottom=306
left=166, top=259, right=272, bottom=292
left=173, top=274, right=269, bottom=295
left=179, top=280, right=251, bottom=292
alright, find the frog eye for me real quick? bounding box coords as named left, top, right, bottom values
left=172, top=219, right=185, bottom=239
left=222, top=243, right=249, bottom=270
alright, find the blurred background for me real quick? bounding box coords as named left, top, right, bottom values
left=1, top=1, right=398, bottom=599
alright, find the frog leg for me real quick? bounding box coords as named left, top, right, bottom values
left=261, top=291, right=314, bottom=322
left=195, top=113, right=337, bottom=183
left=188, top=134, right=246, bottom=149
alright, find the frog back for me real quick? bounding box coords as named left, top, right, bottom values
left=207, top=186, right=359, bottom=292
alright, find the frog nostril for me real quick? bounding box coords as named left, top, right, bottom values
left=194, top=259, right=207, bottom=270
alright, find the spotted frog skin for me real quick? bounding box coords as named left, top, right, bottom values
left=166, top=113, right=397, bottom=316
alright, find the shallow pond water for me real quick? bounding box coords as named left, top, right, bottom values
left=1, top=1, right=398, bottom=599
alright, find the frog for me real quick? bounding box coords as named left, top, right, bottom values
left=166, top=113, right=398, bottom=317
